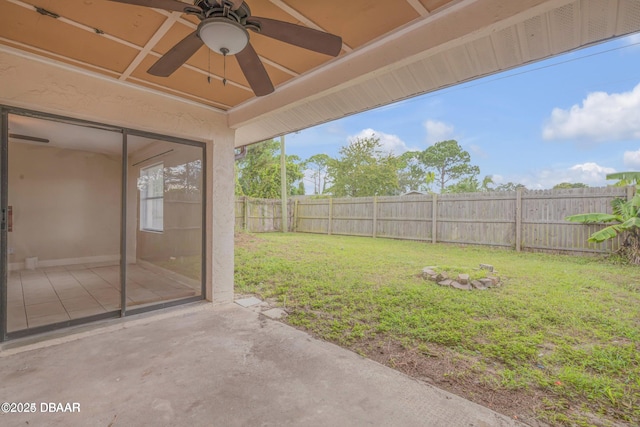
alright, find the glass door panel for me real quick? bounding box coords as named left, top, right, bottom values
left=6, top=114, right=122, bottom=333
left=126, top=135, right=203, bottom=310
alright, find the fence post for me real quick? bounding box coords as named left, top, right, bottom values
left=515, top=188, right=522, bottom=252
left=243, top=197, right=249, bottom=231
left=431, top=193, right=437, bottom=244
left=293, top=200, right=298, bottom=232
left=328, top=198, right=333, bottom=235
left=627, top=185, right=635, bottom=201
left=372, top=196, right=378, bottom=238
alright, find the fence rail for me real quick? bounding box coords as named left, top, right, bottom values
left=236, top=186, right=634, bottom=255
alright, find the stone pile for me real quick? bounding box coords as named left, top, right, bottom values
left=422, top=265, right=501, bottom=290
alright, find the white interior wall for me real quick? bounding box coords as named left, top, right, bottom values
left=8, top=141, right=121, bottom=269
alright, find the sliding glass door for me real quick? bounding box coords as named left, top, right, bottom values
left=0, top=107, right=206, bottom=341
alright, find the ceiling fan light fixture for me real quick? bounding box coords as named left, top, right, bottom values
left=198, top=18, right=249, bottom=55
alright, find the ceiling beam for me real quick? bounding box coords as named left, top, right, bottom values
left=258, top=56, right=299, bottom=77
left=405, top=0, right=431, bottom=16
left=119, top=11, right=182, bottom=80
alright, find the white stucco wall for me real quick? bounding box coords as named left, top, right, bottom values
left=0, top=48, right=235, bottom=303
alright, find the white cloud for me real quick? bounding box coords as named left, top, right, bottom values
left=424, top=120, right=455, bottom=145
left=567, top=162, right=616, bottom=185
left=494, top=162, right=616, bottom=189
left=542, top=83, right=640, bottom=142
left=624, top=149, right=640, bottom=168
left=349, top=128, right=415, bottom=155
left=468, top=144, right=488, bottom=158
left=491, top=174, right=505, bottom=183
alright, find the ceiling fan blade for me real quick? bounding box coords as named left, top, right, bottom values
left=250, top=17, right=342, bottom=57
left=107, top=0, right=199, bottom=13
left=148, top=31, right=203, bottom=77
left=9, top=133, right=49, bottom=143
left=236, top=43, right=274, bottom=96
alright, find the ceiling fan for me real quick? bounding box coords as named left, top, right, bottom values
left=108, top=0, right=343, bottom=96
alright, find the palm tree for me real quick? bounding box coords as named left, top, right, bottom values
left=565, top=172, right=640, bottom=264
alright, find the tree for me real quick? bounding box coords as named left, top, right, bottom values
left=553, top=182, right=588, bottom=189
left=566, top=172, right=640, bottom=264
left=419, top=140, right=480, bottom=193
left=481, top=175, right=495, bottom=191
left=305, top=153, right=331, bottom=195
left=164, top=160, right=202, bottom=193
left=236, top=139, right=304, bottom=198
left=397, top=151, right=434, bottom=193
left=609, top=172, right=638, bottom=187
left=445, top=175, right=494, bottom=193
left=494, top=182, right=526, bottom=192
left=234, top=162, right=244, bottom=196
left=327, top=136, right=401, bottom=197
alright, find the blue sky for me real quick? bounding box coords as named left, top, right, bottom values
left=286, top=32, right=640, bottom=192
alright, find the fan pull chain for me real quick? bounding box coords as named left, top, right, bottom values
left=221, top=47, right=229, bottom=86
left=207, top=49, right=211, bottom=84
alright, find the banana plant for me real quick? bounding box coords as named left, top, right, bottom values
left=565, top=172, right=640, bottom=263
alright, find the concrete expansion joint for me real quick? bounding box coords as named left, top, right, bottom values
left=234, top=295, right=288, bottom=320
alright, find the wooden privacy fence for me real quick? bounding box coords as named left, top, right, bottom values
left=237, top=186, right=634, bottom=254
left=235, top=196, right=295, bottom=233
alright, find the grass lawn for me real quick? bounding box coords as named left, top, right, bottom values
left=235, top=232, right=640, bottom=426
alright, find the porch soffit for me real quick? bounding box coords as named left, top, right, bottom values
left=0, top=0, right=639, bottom=147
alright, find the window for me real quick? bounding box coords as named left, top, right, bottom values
left=138, top=163, right=164, bottom=232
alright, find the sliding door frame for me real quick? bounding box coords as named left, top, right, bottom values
left=0, top=105, right=207, bottom=342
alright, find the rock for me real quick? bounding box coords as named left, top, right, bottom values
left=438, top=279, right=452, bottom=286
left=457, top=274, right=470, bottom=285
left=451, top=281, right=471, bottom=290
left=435, top=272, right=449, bottom=282
left=487, top=275, right=500, bottom=285
left=422, top=268, right=437, bottom=277
left=479, top=278, right=494, bottom=288
left=471, top=280, right=486, bottom=290
left=428, top=274, right=439, bottom=282
left=479, top=263, right=494, bottom=272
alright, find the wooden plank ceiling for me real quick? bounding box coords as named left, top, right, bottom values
left=0, top=0, right=458, bottom=111
left=2, top=0, right=640, bottom=147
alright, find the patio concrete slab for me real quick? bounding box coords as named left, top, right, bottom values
left=235, top=296, right=263, bottom=307
left=0, top=303, right=524, bottom=427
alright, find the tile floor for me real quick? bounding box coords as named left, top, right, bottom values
left=7, top=261, right=201, bottom=332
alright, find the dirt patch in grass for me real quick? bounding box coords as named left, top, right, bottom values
left=355, top=337, right=549, bottom=426
left=235, top=231, right=264, bottom=250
